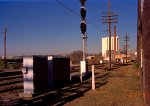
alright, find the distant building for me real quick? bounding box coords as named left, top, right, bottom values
left=102, top=36, right=119, bottom=60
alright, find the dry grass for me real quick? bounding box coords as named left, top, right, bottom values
left=64, top=64, right=143, bottom=106
left=0, top=63, right=143, bottom=106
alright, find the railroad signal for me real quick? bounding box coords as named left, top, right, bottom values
left=80, top=21, right=86, bottom=34
left=80, top=0, right=87, bottom=63
left=80, top=7, right=86, bottom=20
left=80, top=0, right=86, bottom=6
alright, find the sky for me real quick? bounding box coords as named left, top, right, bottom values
left=0, top=0, right=137, bottom=56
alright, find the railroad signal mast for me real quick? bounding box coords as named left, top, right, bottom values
left=80, top=0, right=87, bottom=61
left=80, top=0, right=88, bottom=77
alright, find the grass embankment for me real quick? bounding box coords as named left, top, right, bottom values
left=65, top=64, right=143, bottom=106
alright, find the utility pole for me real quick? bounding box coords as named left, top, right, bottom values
left=114, top=25, right=117, bottom=59
left=4, top=28, right=8, bottom=69
left=102, top=1, right=118, bottom=70
left=124, top=34, right=129, bottom=64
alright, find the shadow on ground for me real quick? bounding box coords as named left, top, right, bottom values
left=4, top=72, right=109, bottom=106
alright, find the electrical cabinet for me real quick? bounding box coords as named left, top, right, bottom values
left=48, top=56, right=70, bottom=88
left=22, top=56, right=48, bottom=95
left=21, top=55, right=70, bottom=98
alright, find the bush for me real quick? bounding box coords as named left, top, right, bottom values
left=0, top=58, right=4, bottom=69
left=133, top=60, right=139, bottom=69
left=13, top=63, right=22, bottom=69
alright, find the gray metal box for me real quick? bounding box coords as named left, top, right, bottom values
left=22, top=56, right=48, bottom=95
left=48, top=56, right=70, bottom=88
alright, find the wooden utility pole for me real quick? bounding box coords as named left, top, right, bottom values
left=102, top=1, right=118, bottom=70
left=114, top=25, right=116, bottom=59
left=124, top=34, right=129, bottom=64
left=4, top=28, right=8, bottom=69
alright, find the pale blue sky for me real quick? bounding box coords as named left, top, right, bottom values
left=0, top=0, right=137, bottom=56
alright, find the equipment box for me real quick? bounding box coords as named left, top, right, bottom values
left=22, top=56, right=48, bottom=95
left=48, top=56, right=70, bottom=88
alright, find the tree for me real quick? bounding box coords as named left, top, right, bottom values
left=70, top=50, right=83, bottom=65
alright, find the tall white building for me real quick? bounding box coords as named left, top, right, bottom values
left=102, top=36, right=119, bottom=59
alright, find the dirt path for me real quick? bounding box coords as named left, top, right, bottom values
left=64, top=64, right=143, bottom=106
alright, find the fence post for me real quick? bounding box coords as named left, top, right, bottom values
left=92, top=65, right=95, bottom=90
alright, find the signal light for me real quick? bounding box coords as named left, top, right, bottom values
left=80, top=21, right=86, bottom=34
left=80, top=0, right=86, bottom=6
left=80, top=7, right=86, bottom=20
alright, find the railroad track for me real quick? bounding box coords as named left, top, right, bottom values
left=0, top=70, right=23, bottom=93
left=0, top=70, right=22, bottom=77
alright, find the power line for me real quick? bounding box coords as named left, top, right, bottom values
left=56, top=0, right=80, bottom=17
left=55, top=0, right=99, bottom=30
